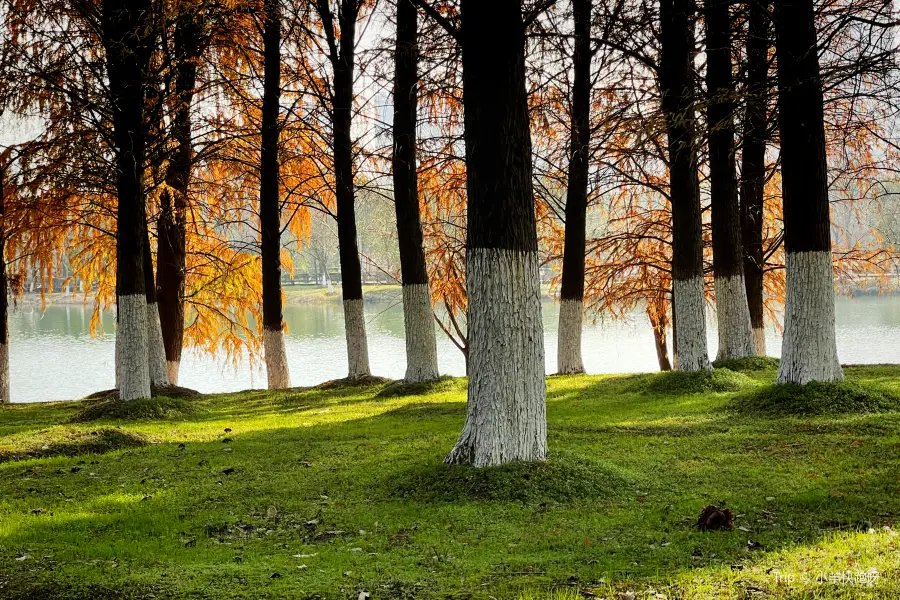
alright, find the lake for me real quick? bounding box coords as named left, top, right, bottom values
left=8, top=293, right=900, bottom=403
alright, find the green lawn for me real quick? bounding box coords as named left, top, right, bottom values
left=1, top=365, right=900, bottom=599
left=282, top=284, right=402, bottom=304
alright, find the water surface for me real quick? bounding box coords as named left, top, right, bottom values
left=9, top=294, right=900, bottom=403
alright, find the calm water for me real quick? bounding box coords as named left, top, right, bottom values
left=8, top=294, right=900, bottom=403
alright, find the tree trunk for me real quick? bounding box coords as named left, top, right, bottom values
left=647, top=295, right=672, bottom=371
left=0, top=166, right=9, bottom=404
left=740, top=0, right=770, bottom=356
left=157, top=9, right=200, bottom=385
left=445, top=0, right=547, bottom=467
left=102, top=0, right=156, bottom=401
left=705, top=0, right=755, bottom=361
left=393, top=0, right=439, bottom=383
left=260, top=0, right=291, bottom=389
left=557, top=0, right=591, bottom=375
left=143, top=223, right=170, bottom=387
left=332, top=0, right=371, bottom=379
left=773, top=0, right=843, bottom=383
left=659, top=0, right=710, bottom=372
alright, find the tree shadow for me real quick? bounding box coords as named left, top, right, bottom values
left=0, top=428, right=148, bottom=463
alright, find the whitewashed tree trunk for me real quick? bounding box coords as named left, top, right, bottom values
left=264, top=327, right=291, bottom=389
left=401, top=283, right=439, bottom=382
left=114, top=325, right=121, bottom=389
left=117, top=294, right=152, bottom=400
left=777, top=251, right=843, bottom=383
left=557, top=299, right=585, bottom=374
left=446, top=249, right=547, bottom=467
left=0, top=343, right=9, bottom=404
left=714, top=274, right=756, bottom=361
left=343, top=298, right=371, bottom=379
left=673, top=276, right=711, bottom=371
left=147, top=302, right=170, bottom=388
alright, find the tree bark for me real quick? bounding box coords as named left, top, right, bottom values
left=647, top=296, right=672, bottom=371
left=0, top=166, right=9, bottom=404
left=659, top=0, right=710, bottom=371
left=260, top=0, right=291, bottom=389
left=773, top=0, right=843, bottom=383
left=143, top=222, right=170, bottom=387
left=557, top=0, right=591, bottom=375
left=157, top=8, right=201, bottom=385
left=393, top=0, right=439, bottom=383
left=445, top=0, right=547, bottom=467
left=330, top=0, right=371, bottom=379
left=705, top=0, right=755, bottom=361
left=740, top=0, right=770, bottom=356
left=102, top=0, right=156, bottom=401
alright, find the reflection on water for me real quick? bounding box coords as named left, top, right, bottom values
left=8, top=293, right=900, bottom=403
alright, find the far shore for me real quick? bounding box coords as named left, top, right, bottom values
left=14, top=281, right=899, bottom=309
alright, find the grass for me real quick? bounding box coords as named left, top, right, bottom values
left=71, top=395, right=202, bottom=423
left=732, top=380, right=900, bottom=416
left=712, top=356, right=781, bottom=372
left=628, top=367, right=757, bottom=395
left=1, top=364, right=900, bottom=599
left=283, top=284, right=402, bottom=304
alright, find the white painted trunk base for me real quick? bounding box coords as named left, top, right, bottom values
left=167, top=361, right=180, bottom=386
left=401, top=283, right=440, bottom=383
left=446, top=248, right=547, bottom=467
left=777, top=250, right=843, bottom=384
left=557, top=298, right=585, bottom=374
left=673, top=276, right=711, bottom=372
left=147, top=302, right=170, bottom=388
left=114, top=332, right=121, bottom=390
left=0, top=343, right=9, bottom=404
left=343, top=299, right=371, bottom=379
left=714, top=274, right=756, bottom=361
left=753, top=327, right=766, bottom=356
left=117, top=294, right=152, bottom=401
left=264, top=327, right=291, bottom=389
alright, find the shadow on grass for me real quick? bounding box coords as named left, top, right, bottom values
left=385, top=453, right=634, bottom=504
left=730, top=380, right=900, bottom=417
left=0, top=427, right=148, bottom=463
left=376, top=376, right=464, bottom=399
left=634, top=369, right=758, bottom=395
left=70, top=396, right=202, bottom=423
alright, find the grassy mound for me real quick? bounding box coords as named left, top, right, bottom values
left=71, top=396, right=200, bottom=423
left=712, top=356, right=780, bottom=372
left=635, top=368, right=755, bottom=395
left=0, top=428, right=148, bottom=463
left=387, top=455, right=632, bottom=504
left=316, top=375, right=391, bottom=390
left=731, top=380, right=900, bottom=416
left=84, top=385, right=202, bottom=401
left=376, top=376, right=463, bottom=398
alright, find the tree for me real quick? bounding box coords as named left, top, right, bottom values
left=393, top=0, right=440, bottom=382
left=260, top=0, right=291, bottom=389
left=438, top=0, right=547, bottom=467
left=773, top=0, right=843, bottom=383
left=739, top=0, right=770, bottom=356
left=557, top=0, right=592, bottom=375
left=157, top=1, right=204, bottom=385
left=659, top=0, right=710, bottom=371
left=102, top=0, right=159, bottom=400
left=0, top=157, right=9, bottom=404
left=308, top=0, right=371, bottom=379
left=705, top=0, right=755, bottom=361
